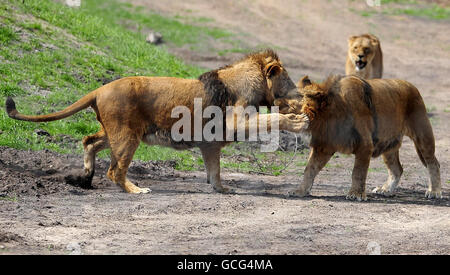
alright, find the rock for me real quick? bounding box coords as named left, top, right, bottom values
left=146, top=31, right=163, bottom=45
left=34, top=129, right=51, bottom=137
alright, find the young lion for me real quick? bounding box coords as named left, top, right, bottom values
left=6, top=50, right=309, bottom=194
left=275, top=75, right=442, bottom=200
left=345, top=34, right=383, bottom=79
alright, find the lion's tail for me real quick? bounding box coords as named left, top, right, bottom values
left=6, top=90, right=97, bottom=122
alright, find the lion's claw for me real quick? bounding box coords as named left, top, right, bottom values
left=425, top=190, right=443, bottom=199
left=346, top=191, right=367, bottom=201
left=372, top=186, right=394, bottom=197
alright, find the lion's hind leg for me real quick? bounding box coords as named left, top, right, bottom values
left=407, top=113, right=442, bottom=199
left=107, top=131, right=150, bottom=194
left=82, top=129, right=108, bottom=180
left=65, top=129, right=108, bottom=188
left=410, top=134, right=441, bottom=199
left=372, top=150, right=403, bottom=196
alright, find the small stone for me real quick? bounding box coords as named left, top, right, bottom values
left=65, top=0, right=81, bottom=7
left=146, top=31, right=163, bottom=45
left=34, top=129, right=51, bottom=137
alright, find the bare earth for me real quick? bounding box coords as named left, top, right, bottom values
left=1, top=0, right=450, bottom=254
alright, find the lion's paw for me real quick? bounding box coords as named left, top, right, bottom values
left=213, top=185, right=235, bottom=194
left=130, top=187, right=151, bottom=194
left=425, top=189, right=443, bottom=199
left=282, top=113, right=309, bottom=133
left=372, top=186, right=394, bottom=197
left=286, top=188, right=310, bottom=198
left=346, top=190, right=367, bottom=201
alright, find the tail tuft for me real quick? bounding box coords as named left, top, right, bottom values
left=5, top=97, right=17, bottom=118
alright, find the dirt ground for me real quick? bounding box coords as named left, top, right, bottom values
left=1, top=0, right=450, bottom=254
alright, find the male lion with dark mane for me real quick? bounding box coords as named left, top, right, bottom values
left=275, top=75, right=442, bottom=200
left=6, top=49, right=309, bottom=194
left=346, top=34, right=383, bottom=79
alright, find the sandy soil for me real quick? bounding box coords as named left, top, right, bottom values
left=1, top=0, right=449, bottom=254
left=1, top=145, right=449, bottom=255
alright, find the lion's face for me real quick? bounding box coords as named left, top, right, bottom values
left=348, top=35, right=379, bottom=71
left=274, top=76, right=328, bottom=121
left=274, top=90, right=303, bottom=114
left=263, top=59, right=297, bottom=104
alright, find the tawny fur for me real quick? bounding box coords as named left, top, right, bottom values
left=275, top=75, right=441, bottom=200
left=6, top=49, right=309, bottom=194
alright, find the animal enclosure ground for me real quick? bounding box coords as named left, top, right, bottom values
left=1, top=0, right=450, bottom=254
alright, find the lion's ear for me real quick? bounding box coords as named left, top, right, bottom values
left=370, top=38, right=379, bottom=47
left=366, top=34, right=380, bottom=47
left=264, top=62, right=282, bottom=78
left=348, top=35, right=358, bottom=44
left=298, top=76, right=312, bottom=88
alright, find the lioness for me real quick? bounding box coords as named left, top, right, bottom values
left=6, top=50, right=309, bottom=194
left=345, top=34, right=383, bottom=79
left=275, top=75, right=442, bottom=200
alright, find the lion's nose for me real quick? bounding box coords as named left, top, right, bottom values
left=358, top=54, right=364, bottom=59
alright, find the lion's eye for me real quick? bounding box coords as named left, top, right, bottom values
left=364, top=48, right=370, bottom=54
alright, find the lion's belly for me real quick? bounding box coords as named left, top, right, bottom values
left=142, top=129, right=197, bottom=150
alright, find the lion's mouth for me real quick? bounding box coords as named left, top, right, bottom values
left=355, top=60, right=367, bottom=70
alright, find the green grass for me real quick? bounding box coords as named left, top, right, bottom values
left=220, top=144, right=304, bottom=176
left=80, top=0, right=231, bottom=47
left=359, top=10, right=377, bottom=17
left=351, top=0, right=450, bottom=20
left=388, top=5, right=450, bottom=20
left=0, top=195, right=18, bottom=202
left=381, top=0, right=416, bottom=3
left=0, top=25, right=18, bottom=44
left=0, top=0, right=209, bottom=169
left=0, top=0, right=297, bottom=175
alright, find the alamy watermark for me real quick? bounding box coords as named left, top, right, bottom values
left=170, top=98, right=281, bottom=152
left=366, top=241, right=381, bottom=255
left=366, top=0, right=381, bottom=7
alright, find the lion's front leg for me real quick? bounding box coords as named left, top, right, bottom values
left=226, top=111, right=309, bottom=138
left=288, top=147, right=334, bottom=197
left=346, top=149, right=372, bottom=201
left=277, top=113, right=310, bottom=133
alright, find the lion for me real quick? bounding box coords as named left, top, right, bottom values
left=6, top=49, right=309, bottom=194
left=275, top=75, right=442, bottom=200
left=345, top=34, right=383, bottom=79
